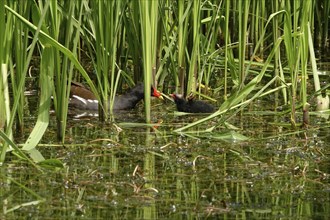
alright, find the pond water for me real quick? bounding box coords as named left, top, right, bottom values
left=1, top=97, right=330, bottom=219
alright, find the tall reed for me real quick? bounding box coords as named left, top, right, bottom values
left=1, top=0, right=329, bottom=148
left=176, top=0, right=190, bottom=94
left=138, top=0, right=159, bottom=122
left=4, top=1, right=98, bottom=145
left=83, top=0, right=125, bottom=119
left=0, top=0, right=11, bottom=163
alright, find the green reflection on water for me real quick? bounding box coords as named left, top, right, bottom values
left=1, top=107, right=330, bottom=219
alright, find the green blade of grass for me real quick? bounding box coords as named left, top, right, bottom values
left=22, top=47, right=53, bottom=162
left=0, top=130, right=40, bottom=170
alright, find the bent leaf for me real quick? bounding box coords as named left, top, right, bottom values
left=22, top=47, right=53, bottom=162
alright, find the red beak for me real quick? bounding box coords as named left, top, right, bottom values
left=152, top=87, right=163, bottom=99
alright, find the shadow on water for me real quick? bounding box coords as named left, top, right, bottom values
left=1, top=97, right=330, bottom=219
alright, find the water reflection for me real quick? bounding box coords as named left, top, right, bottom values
left=1, top=106, right=330, bottom=219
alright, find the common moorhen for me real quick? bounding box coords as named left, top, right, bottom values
left=70, top=82, right=163, bottom=111
left=170, top=93, right=215, bottom=113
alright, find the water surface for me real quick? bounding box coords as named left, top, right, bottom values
left=1, top=100, right=330, bottom=219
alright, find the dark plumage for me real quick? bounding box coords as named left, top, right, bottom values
left=69, top=82, right=162, bottom=111
left=170, top=93, right=215, bottom=113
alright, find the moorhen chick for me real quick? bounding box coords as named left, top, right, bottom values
left=70, top=82, right=163, bottom=111
left=170, top=93, right=215, bottom=113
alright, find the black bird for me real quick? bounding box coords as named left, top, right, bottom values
left=69, top=82, right=163, bottom=111
left=170, top=93, right=215, bottom=113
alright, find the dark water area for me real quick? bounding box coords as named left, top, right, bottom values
left=1, top=95, right=330, bottom=219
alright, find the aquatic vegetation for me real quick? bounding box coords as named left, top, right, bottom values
left=0, top=0, right=329, bottom=218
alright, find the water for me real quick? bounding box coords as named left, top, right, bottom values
left=1, top=97, right=330, bottom=219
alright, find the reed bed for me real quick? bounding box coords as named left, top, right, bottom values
left=0, top=0, right=329, bottom=163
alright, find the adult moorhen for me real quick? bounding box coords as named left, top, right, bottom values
left=170, top=93, right=215, bottom=113
left=70, top=82, right=163, bottom=111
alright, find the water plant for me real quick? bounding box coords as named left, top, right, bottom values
left=0, top=1, right=329, bottom=219
left=0, top=0, right=328, bottom=162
